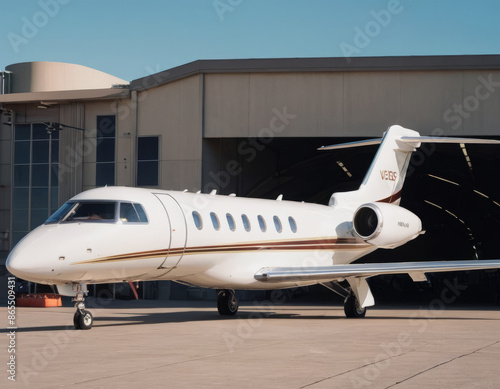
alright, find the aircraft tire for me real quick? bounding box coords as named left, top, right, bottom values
left=344, top=294, right=366, bottom=318
left=217, top=290, right=239, bottom=316
left=74, top=310, right=93, bottom=330
left=73, top=311, right=82, bottom=330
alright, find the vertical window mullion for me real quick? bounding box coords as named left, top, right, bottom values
left=47, top=132, right=52, bottom=217
left=28, top=124, right=33, bottom=231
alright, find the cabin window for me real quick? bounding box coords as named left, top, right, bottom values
left=288, top=216, right=297, bottom=233
left=258, top=215, right=266, bottom=232
left=226, top=213, right=236, bottom=231
left=192, top=211, right=203, bottom=230
left=241, top=214, right=251, bottom=231
left=210, top=212, right=220, bottom=231
left=273, top=216, right=282, bottom=233
left=120, top=203, right=148, bottom=223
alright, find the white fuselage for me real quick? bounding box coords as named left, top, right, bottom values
left=7, top=186, right=375, bottom=290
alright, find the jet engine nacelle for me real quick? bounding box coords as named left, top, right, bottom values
left=353, top=202, right=422, bottom=249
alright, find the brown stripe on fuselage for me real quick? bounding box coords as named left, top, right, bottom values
left=72, top=237, right=371, bottom=265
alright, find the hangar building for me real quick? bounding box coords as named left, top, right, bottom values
left=1, top=56, right=500, bottom=301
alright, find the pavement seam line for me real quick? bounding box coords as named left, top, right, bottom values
left=299, top=343, right=429, bottom=388
left=57, top=340, right=290, bottom=387
left=384, top=339, right=500, bottom=388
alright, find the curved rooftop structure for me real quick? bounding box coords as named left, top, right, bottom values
left=0, top=61, right=129, bottom=103
left=5, top=61, right=128, bottom=93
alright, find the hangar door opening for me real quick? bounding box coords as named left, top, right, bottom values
left=202, top=137, right=500, bottom=301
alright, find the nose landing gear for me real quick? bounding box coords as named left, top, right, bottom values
left=72, top=283, right=93, bottom=330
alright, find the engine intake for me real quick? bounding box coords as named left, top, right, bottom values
left=353, top=203, right=422, bottom=249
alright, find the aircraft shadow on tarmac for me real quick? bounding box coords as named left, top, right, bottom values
left=2, top=306, right=499, bottom=333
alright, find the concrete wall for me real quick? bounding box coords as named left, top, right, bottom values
left=204, top=70, right=500, bottom=138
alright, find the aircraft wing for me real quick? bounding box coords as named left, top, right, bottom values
left=254, top=260, right=500, bottom=283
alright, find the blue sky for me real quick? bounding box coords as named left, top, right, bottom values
left=2, top=0, right=500, bottom=81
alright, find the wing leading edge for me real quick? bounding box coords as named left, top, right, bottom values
left=255, top=260, right=500, bottom=283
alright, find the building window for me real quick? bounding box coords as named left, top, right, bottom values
left=12, top=123, right=59, bottom=245
left=258, top=215, right=266, bottom=232
left=96, top=115, right=115, bottom=186
left=137, top=136, right=159, bottom=187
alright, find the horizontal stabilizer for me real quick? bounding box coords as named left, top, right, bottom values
left=255, top=259, right=500, bottom=283
left=400, top=136, right=500, bottom=145
left=318, top=138, right=382, bottom=151
left=319, top=134, right=500, bottom=151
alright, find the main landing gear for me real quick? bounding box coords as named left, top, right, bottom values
left=343, top=293, right=366, bottom=318
left=73, top=283, right=93, bottom=330
left=217, top=289, right=239, bottom=316
left=321, top=281, right=367, bottom=318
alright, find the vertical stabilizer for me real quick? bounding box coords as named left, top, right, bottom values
left=357, top=125, right=420, bottom=204
left=328, top=125, right=420, bottom=208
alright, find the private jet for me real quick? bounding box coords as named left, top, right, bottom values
left=7, top=125, right=500, bottom=329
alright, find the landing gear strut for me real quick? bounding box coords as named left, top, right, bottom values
left=321, top=281, right=368, bottom=318
left=217, top=289, right=239, bottom=316
left=73, top=283, right=93, bottom=330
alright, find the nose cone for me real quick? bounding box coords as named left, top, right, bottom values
left=7, top=240, right=41, bottom=282
left=6, top=226, right=57, bottom=283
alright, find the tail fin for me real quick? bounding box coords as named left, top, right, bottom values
left=320, top=124, right=500, bottom=208
left=357, top=125, right=419, bottom=205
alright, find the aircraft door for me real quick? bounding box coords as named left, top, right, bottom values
left=154, top=194, right=187, bottom=270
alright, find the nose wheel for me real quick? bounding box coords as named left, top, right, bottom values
left=73, top=306, right=93, bottom=330
left=72, top=284, right=93, bottom=330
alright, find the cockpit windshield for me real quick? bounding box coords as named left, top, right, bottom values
left=45, top=201, right=149, bottom=224
left=45, top=202, right=117, bottom=223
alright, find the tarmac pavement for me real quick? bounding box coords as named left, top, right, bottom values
left=1, top=299, right=500, bottom=388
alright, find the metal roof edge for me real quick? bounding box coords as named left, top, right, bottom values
left=130, top=54, right=500, bottom=91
